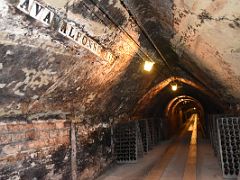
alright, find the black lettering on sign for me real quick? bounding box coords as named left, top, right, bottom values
left=17, top=0, right=113, bottom=62
left=88, top=39, right=93, bottom=49
left=43, top=11, right=52, bottom=24
left=93, top=43, right=97, bottom=52
left=82, top=35, right=88, bottom=45
left=68, top=26, right=75, bottom=39
left=74, top=31, right=83, bottom=42
left=59, top=21, right=67, bottom=35
left=20, top=0, right=30, bottom=12
left=105, top=52, right=113, bottom=62
left=35, top=3, right=43, bottom=16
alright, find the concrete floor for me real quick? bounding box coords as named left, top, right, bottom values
left=97, top=115, right=224, bottom=180
left=197, top=139, right=223, bottom=180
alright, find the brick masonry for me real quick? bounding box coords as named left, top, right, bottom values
left=0, top=117, right=113, bottom=180
left=0, top=119, right=71, bottom=180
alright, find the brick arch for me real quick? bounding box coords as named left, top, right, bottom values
left=132, top=76, right=212, bottom=116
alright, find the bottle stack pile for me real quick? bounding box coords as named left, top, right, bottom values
left=139, top=119, right=152, bottom=153
left=208, top=115, right=240, bottom=178
left=114, top=121, right=144, bottom=163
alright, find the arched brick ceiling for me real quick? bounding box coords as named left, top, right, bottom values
left=122, top=0, right=240, bottom=104
left=0, top=0, right=239, bottom=119
left=132, top=77, right=225, bottom=118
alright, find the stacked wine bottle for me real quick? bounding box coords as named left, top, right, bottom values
left=136, top=123, right=144, bottom=159
left=139, top=119, right=152, bottom=153
left=114, top=121, right=144, bottom=163
left=217, top=117, right=240, bottom=178
left=148, top=119, right=159, bottom=145
left=208, top=114, right=221, bottom=158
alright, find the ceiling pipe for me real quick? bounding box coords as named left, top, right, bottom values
left=85, top=0, right=156, bottom=64
left=119, top=0, right=175, bottom=74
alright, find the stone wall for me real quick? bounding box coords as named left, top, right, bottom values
left=0, top=116, right=115, bottom=180
left=75, top=122, right=112, bottom=179
left=0, top=118, right=70, bottom=179
left=0, top=1, right=165, bottom=179
left=0, top=0, right=228, bottom=179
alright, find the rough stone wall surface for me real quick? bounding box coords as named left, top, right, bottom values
left=146, top=0, right=240, bottom=103
left=0, top=118, right=70, bottom=180
left=75, top=122, right=112, bottom=179
left=0, top=0, right=175, bottom=179
left=0, top=0, right=230, bottom=179
left=0, top=0, right=157, bottom=117
left=172, top=0, right=240, bottom=102
left=0, top=116, right=114, bottom=179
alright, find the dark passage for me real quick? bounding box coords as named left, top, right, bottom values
left=1, top=1, right=240, bottom=180
left=97, top=114, right=223, bottom=180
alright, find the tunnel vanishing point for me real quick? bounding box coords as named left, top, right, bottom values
left=0, top=0, right=240, bottom=179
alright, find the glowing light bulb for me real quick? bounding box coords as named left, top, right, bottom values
left=144, top=61, right=154, bottom=72
left=171, top=83, right=178, bottom=91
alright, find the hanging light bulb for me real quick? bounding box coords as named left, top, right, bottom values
left=143, top=61, right=154, bottom=72
left=171, top=82, right=178, bottom=91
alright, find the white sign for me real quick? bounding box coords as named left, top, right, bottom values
left=17, top=0, right=54, bottom=26
left=17, top=0, right=114, bottom=63
left=58, top=21, right=102, bottom=57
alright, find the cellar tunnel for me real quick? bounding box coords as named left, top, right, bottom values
left=130, top=76, right=224, bottom=139
left=0, top=0, right=240, bottom=179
